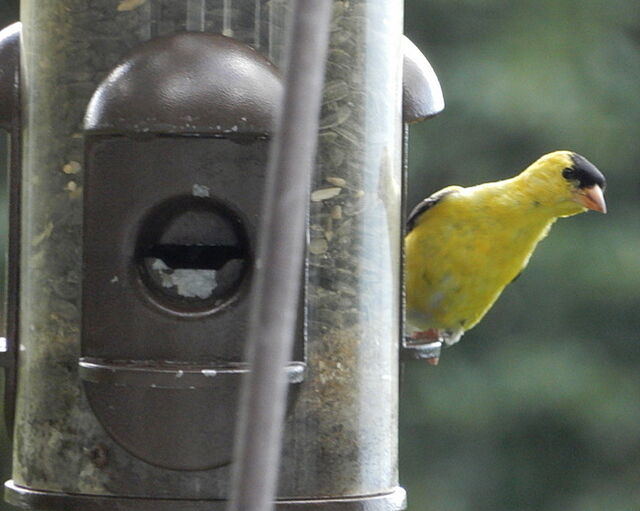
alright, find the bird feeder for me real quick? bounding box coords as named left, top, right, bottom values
left=0, top=1, right=443, bottom=510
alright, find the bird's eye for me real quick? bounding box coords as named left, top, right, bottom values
left=562, top=168, right=577, bottom=180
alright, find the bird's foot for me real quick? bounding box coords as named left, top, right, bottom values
left=408, top=329, right=442, bottom=342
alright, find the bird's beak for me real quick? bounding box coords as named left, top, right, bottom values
left=573, top=185, right=607, bottom=213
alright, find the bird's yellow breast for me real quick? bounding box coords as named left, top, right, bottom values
left=405, top=184, right=556, bottom=333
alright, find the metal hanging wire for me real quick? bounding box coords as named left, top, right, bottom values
left=227, top=2, right=332, bottom=511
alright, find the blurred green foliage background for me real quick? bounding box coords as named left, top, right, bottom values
left=402, top=0, right=640, bottom=510
left=0, top=0, right=638, bottom=510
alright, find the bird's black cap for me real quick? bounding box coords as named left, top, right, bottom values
left=563, top=153, right=606, bottom=190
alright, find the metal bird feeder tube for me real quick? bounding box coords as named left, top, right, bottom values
left=296, top=0, right=405, bottom=498
left=0, top=0, right=444, bottom=510
left=7, top=0, right=295, bottom=505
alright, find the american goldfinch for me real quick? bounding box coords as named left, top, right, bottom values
left=405, top=151, right=606, bottom=355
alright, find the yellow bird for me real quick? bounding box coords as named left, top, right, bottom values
left=405, top=151, right=606, bottom=355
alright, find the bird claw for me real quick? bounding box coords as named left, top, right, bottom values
left=407, top=329, right=442, bottom=344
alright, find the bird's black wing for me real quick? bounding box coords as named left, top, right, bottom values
left=406, top=187, right=458, bottom=233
